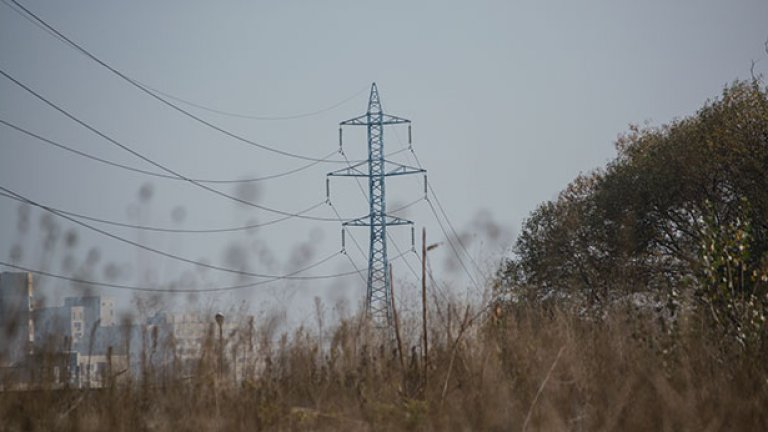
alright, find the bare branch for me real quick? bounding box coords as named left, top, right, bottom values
left=751, top=59, right=759, bottom=81
left=764, top=36, right=768, bottom=57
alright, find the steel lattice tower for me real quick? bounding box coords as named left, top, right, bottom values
left=329, top=83, right=424, bottom=327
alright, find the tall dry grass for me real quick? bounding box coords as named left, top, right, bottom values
left=2, top=297, right=767, bottom=431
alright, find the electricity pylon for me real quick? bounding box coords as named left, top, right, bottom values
left=328, top=83, right=425, bottom=327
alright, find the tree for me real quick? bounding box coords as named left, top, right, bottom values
left=499, top=80, right=768, bottom=342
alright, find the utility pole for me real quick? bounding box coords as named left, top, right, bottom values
left=390, top=264, right=405, bottom=370
left=423, top=230, right=441, bottom=388
left=329, top=83, right=425, bottom=328
left=422, top=228, right=428, bottom=386
left=215, top=312, right=224, bottom=380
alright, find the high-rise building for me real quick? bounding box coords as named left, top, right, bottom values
left=36, top=296, right=116, bottom=352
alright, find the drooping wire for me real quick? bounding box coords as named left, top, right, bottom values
left=0, top=249, right=413, bottom=293
left=425, top=193, right=482, bottom=291
left=327, top=201, right=367, bottom=260
left=405, top=143, right=485, bottom=287
left=387, top=197, right=423, bottom=215
left=5, top=0, right=352, bottom=164
left=0, top=253, right=346, bottom=293
left=409, top=246, right=453, bottom=305
left=0, top=118, right=411, bottom=185
left=0, top=118, right=334, bottom=184
left=141, top=84, right=368, bottom=121
left=329, top=148, right=374, bottom=267
left=0, top=192, right=421, bottom=235
left=0, top=185, right=354, bottom=280
left=0, top=0, right=367, bottom=123
left=325, top=179, right=368, bottom=284
left=0, top=191, right=325, bottom=233
left=387, top=233, right=419, bottom=279
left=340, top=252, right=367, bottom=285
left=336, top=148, right=426, bottom=216
left=334, top=148, right=430, bottom=295
left=336, top=147, right=425, bottom=259
left=429, top=187, right=485, bottom=276
left=0, top=68, right=342, bottom=222
left=386, top=127, right=484, bottom=290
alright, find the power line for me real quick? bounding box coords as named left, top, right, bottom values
left=328, top=82, right=426, bottom=328
left=0, top=253, right=344, bottom=293
left=0, top=68, right=342, bottom=222
left=426, top=182, right=485, bottom=279
left=0, top=118, right=411, bottom=185
left=0, top=0, right=367, bottom=122
left=5, top=0, right=353, bottom=164
left=389, top=127, right=485, bottom=286
left=2, top=0, right=491, bottom=307
left=0, top=191, right=326, bottom=233
left=327, top=200, right=367, bottom=259
left=0, top=185, right=353, bottom=280
left=340, top=252, right=367, bottom=285
left=0, top=191, right=421, bottom=235
left=409, top=248, right=453, bottom=304
left=0, top=118, right=334, bottom=184
left=1, top=0, right=60, bottom=40
left=0, top=249, right=412, bottom=294
left=387, top=127, right=485, bottom=291
left=406, top=146, right=485, bottom=288
left=142, top=84, right=368, bottom=121
left=387, top=233, right=418, bottom=278
left=387, top=197, right=423, bottom=215
left=425, top=195, right=482, bottom=291
left=336, top=145, right=426, bottom=286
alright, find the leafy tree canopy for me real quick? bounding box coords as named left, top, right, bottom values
left=499, top=80, right=768, bottom=343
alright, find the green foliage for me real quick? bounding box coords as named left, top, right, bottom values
left=500, top=79, right=768, bottom=346
left=698, top=199, right=768, bottom=350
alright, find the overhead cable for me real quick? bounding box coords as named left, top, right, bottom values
left=0, top=191, right=326, bottom=233
left=0, top=0, right=367, bottom=122
left=0, top=118, right=333, bottom=184
left=141, top=84, right=368, bottom=121
left=0, top=249, right=411, bottom=294
left=0, top=118, right=411, bottom=185
left=0, top=68, right=342, bottom=222
left=395, top=140, right=483, bottom=290
left=425, top=196, right=482, bottom=291
left=6, top=0, right=352, bottom=164
left=0, top=185, right=353, bottom=280
left=409, top=147, right=485, bottom=280
left=0, top=254, right=344, bottom=293
left=0, top=192, right=421, bottom=235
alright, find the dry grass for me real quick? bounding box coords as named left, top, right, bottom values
left=2, top=299, right=767, bottom=431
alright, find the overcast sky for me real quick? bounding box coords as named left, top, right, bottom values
left=1, top=0, right=767, bottom=320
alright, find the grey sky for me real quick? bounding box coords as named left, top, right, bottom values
left=1, top=0, right=766, bottom=318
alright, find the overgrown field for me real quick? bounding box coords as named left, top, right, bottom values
left=2, top=300, right=767, bottom=431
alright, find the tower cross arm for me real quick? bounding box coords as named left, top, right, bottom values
left=329, top=160, right=425, bottom=178
left=343, top=214, right=414, bottom=227
left=327, top=159, right=367, bottom=177
left=339, top=115, right=369, bottom=126
left=339, top=114, right=411, bottom=126
left=384, top=162, right=425, bottom=177
left=380, top=114, right=411, bottom=125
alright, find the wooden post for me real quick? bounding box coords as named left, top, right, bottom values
left=422, top=228, right=428, bottom=388
left=390, top=264, right=405, bottom=370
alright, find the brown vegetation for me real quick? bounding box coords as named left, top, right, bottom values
left=2, top=297, right=767, bottom=431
